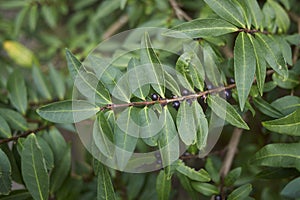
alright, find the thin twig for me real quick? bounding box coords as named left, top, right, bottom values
left=102, top=15, right=129, bottom=40
left=169, top=0, right=192, bottom=21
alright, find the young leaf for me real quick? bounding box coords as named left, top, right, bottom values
left=140, top=32, right=165, bottom=98
left=21, top=134, right=49, bottom=200
left=164, top=18, right=238, bottom=38
left=0, top=108, right=28, bottom=131
left=203, top=0, right=245, bottom=28
left=253, top=97, right=283, bottom=118
left=251, top=143, right=300, bottom=171
left=37, top=100, right=100, bottom=123
left=0, top=115, right=11, bottom=138
left=156, top=170, right=172, bottom=200
left=7, top=69, right=28, bottom=114
left=32, top=65, right=52, bottom=100
left=256, top=34, right=288, bottom=79
left=207, top=95, right=249, bottom=130
left=262, top=108, right=300, bottom=136
left=0, top=149, right=12, bottom=195
left=49, top=65, right=65, bottom=100
left=234, top=32, right=256, bottom=110
left=191, top=182, right=219, bottom=196
left=271, top=96, right=300, bottom=115
left=176, top=160, right=211, bottom=182
left=227, top=184, right=252, bottom=200
left=94, top=160, right=116, bottom=200
left=281, top=177, right=300, bottom=198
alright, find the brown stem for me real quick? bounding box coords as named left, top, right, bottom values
left=169, top=0, right=192, bottom=21
left=102, top=15, right=129, bottom=40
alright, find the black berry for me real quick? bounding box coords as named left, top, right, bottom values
left=182, top=89, right=189, bottom=96
left=228, top=77, right=235, bottom=84
left=214, top=195, right=222, bottom=200
left=224, top=89, right=232, bottom=99
left=151, top=93, right=159, bottom=101
left=172, top=101, right=180, bottom=110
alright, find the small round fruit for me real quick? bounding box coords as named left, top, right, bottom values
left=182, top=89, right=189, bottom=96
left=151, top=93, right=159, bottom=101
left=172, top=101, right=180, bottom=110
left=228, top=77, right=235, bottom=84
left=214, top=195, right=222, bottom=200
left=224, top=89, right=232, bottom=99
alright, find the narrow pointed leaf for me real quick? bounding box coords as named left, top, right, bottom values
left=191, top=182, right=219, bottom=196
left=251, top=143, right=300, bottom=171
left=0, top=190, right=31, bottom=200
left=262, top=108, right=300, bottom=136
left=273, top=71, right=300, bottom=89
left=268, top=0, right=290, bottom=33
left=256, top=34, right=288, bottom=78
left=207, top=95, right=249, bottom=130
left=37, top=100, right=100, bottom=123
left=203, top=0, right=245, bottom=28
left=140, top=32, right=165, bottom=98
left=164, top=18, right=238, bottom=38
left=234, top=32, right=256, bottom=110
left=0, top=116, right=11, bottom=138
left=0, top=108, right=28, bottom=131
left=7, top=70, right=27, bottom=114
left=253, top=97, right=283, bottom=118
left=36, top=136, right=54, bottom=171
left=49, top=65, right=65, bottom=100
left=32, top=65, right=52, bottom=100
left=156, top=170, right=171, bottom=200
left=271, top=96, right=300, bottom=115
left=244, top=0, right=263, bottom=29
left=227, top=184, right=252, bottom=200
left=0, top=149, right=12, bottom=195
left=21, top=134, right=49, bottom=200
left=176, top=160, right=210, bottom=182
left=224, top=167, right=242, bottom=187
left=192, top=101, right=208, bottom=151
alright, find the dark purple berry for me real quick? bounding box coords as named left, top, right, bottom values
left=182, top=89, right=189, bottom=96
left=151, top=93, right=159, bottom=101
left=228, top=77, right=235, bottom=84
left=224, top=89, right=232, bottom=99
left=214, top=195, right=222, bottom=200
left=172, top=101, right=180, bottom=110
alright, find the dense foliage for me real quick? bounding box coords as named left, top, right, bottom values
left=0, top=0, right=300, bottom=199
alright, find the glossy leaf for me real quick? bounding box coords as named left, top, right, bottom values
left=262, top=108, right=300, bottom=136
left=0, top=108, right=28, bottom=131
left=140, top=32, right=165, bottom=98
left=191, top=182, right=219, bottom=196
left=203, top=0, right=245, bottom=28
left=94, top=160, right=116, bottom=200
left=244, top=0, right=264, bottom=29
left=253, top=97, right=283, bottom=118
left=271, top=96, right=300, bottom=115
left=21, top=134, right=49, bottom=200
left=281, top=177, right=300, bottom=198
left=251, top=143, right=300, bottom=171
left=32, top=65, right=52, bottom=100
left=272, top=71, right=300, bottom=89
left=164, top=18, right=238, bottom=38
left=176, top=160, right=211, bottom=182
left=227, top=184, right=252, bottom=200
left=256, top=34, right=288, bottom=79
left=0, top=115, right=11, bottom=138
left=49, top=65, right=65, bottom=100
left=7, top=69, right=27, bottom=114
left=207, top=95, right=249, bottom=130
left=0, top=149, right=11, bottom=195
left=37, top=100, right=100, bottom=123
left=234, top=32, right=256, bottom=110
left=156, top=170, right=171, bottom=200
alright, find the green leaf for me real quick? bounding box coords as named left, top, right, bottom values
left=191, top=182, right=219, bottom=196
left=21, top=134, right=49, bottom=200
left=176, top=160, right=211, bottom=182
left=37, top=100, right=100, bottom=123
left=94, top=160, right=116, bottom=200
left=36, top=136, right=54, bottom=171
left=281, top=177, right=300, bottom=198
left=271, top=96, right=300, bottom=115
left=175, top=53, right=195, bottom=91
left=32, top=65, right=52, bottom=100
left=0, top=189, right=31, bottom=200
left=94, top=0, right=120, bottom=21
left=278, top=36, right=293, bottom=65
left=0, top=149, right=11, bottom=195
left=203, top=0, right=245, bottom=28
left=0, top=116, right=11, bottom=138
left=93, top=112, right=114, bottom=157
left=14, top=6, right=29, bottom=36
left=224, top=167, right=242, bottom=187
left=234, top=32, right=256, bottom=110
left=0, top=108, right=28, bottom=131
left=156, top=170, right=171, bottom=200
left=244, top=0, right=264, bottom=29
left=272, top=71, right=300, bottom=89
left=256, top=34, right=288, bottom=79
left=262, top=108, right=300, bottom=136
left=253, top=97, right=283, bottom=118
left=49, top=65, right=65, bottom=100
left=207, top=95, right=249, bottom=130
left=251, top=143, right=300, bottom=171
left=177, top=101, right=196, bottom=145
left=7, top=69, right=28, bottom=114
left=227, top=184, right=252, bottom=200
left=268, top=0, right=290, bottom=33
left=140, top=32, right=165, bottom=98
left=29, top=4, right=38, bottom=31
left=0, top=1, right=28, bottom=8
left=164, top=18, right=238, bottom=38
left=205, top=157, right=220, bottom=183
left=192, top=101, right=208, bottom=151
left=248, top=34, right=266, bottom=95
left=41, top=6, right=56, bottom=28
